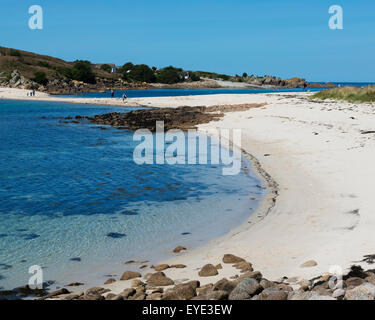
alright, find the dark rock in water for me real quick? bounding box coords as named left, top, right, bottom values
left=173, top=246, right=186, bottom=253
left=0, top=264, right=12, bottom=270
left=66, top=282, right=84, bottom=287
left=70, top=257, right=81, bottom=262
left=106, top=232, right=126, bottom=238
left=14, top=285, right=46, bottom=297
left=23, top=233, right=40, bottom=240
left=39, top=288, right=70, bottom=300
left=84, top=104, right=265, bottom=132
left=181, top=232, right=191, bottom=235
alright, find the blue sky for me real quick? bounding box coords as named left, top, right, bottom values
left=0, top=0, right=374, bottom=82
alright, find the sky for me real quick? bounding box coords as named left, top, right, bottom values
left=0, top=0, right=374, bottom=82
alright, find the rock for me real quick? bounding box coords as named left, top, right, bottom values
left=234, top=261, right=253, bottom=273
left=104, top=278, right=116, bottom=285
left=332, top=289, right=346, bottom=298
left=151, top=288, right=164, bottom=294
left=333, top=280, right=345, bottom=290
left=345, top=283, right=375, bottom=300
left=146, top=293, right=162, bottom=300
left=83, top=293, right=105, bottom=300
left=173, top=246, right=187, bottom=253
left=196, top=284, right=214, bottom=296
left=66, top=282, right=84, bottom=287
left=198, top=264, right=218, bottom=277
left=345, top=277, right=365, bottom=288
left=105, top=293, right=117, bottom=300
left=64, top=292, right=84, bottom=300
left=147, top=272, right=174, bottom=286
left=289, top=291, right=334, bottom=300
left=260, top=279, right=274, bottom=290
left=110, top=295, right=124, bottom=301
left=276, top=283, right=294, bottom=293
left=259, top=288, right=288, bottom=300
left=299, top=279, right=312, bottom=291
left=131, top=279, right=145, bottom=288
left=365, top=275, right=375, bottom=286
left=180, top=280, right=200, bottom=291
left=312, top=284, right=332, bottom=296
left=120, top=271, right=141, bottom=281
left=129, top=292, right=146, bottom=300
left=171, top=264, right=186, bottom=269
left=228, top=278, right=261, bottom=300
left=85, top=287, right=109, bottom=296
left=222, top=254, right=245, bottom=264
left=300, top=260, right=318, bottom=268
left=192, top=290, right=228, bottom=300
left=153, top=264, right=170, bottom=271
left=215, top=264, right=223, bottom=270
left=40, top=288, right=70, bottom=300
left=14, top=285, right=46, bottom=297
left=120, top=288, right=136, bottom=299
left=205, top=290, right=229, bottom=300
left=213, top=278, right=237, bottom=293
left=237, top=271, right=263, bottom=282
left=162, top=284, right=196, bottom=300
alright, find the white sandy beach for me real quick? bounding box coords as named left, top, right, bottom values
left=1, top=87, right=375, bottom=292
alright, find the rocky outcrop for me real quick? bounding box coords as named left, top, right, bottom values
left=85, top=103, right=266, bottom=132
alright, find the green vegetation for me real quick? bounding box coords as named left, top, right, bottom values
left=128, top=64, right=156, bottom=83
left=311, top=86, right=375, bottom=103
left=9, top=49, right=21, bottom=57
left=33, top=71, right=48, bottom=85
left=100, top=64, right=112, bottom=73
left=36, top=60, right=51, bottom=68
left=70, top=60, right=96, bottom=84
left=156, top=66, right=183, bottom=84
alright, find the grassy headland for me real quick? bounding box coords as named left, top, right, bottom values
left=311, top=86, right=375, bottom=103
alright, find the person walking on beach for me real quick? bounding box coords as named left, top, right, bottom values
left=122, top=93, right=127, bottom=102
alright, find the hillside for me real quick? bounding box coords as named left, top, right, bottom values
left=0, top=46, right=334, bottom=94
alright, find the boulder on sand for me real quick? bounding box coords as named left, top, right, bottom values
left=198, top=264, right=219, bottom=277
left=120, top=271, right=141, bottom=281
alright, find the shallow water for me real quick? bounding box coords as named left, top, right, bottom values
left=0, top=99, right=266, bottom=291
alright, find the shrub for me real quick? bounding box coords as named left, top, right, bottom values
left=128, top=64, right=156, bottom=83
left=71, top=60, right=96, bottom=84
left=310, top=86, right=375, bottom=103
left=100, top=64, right=112, bottom=73
left=156, top=66, right=183, bottom=84
left=189, top=72, right=200, bottom=82
left=37, top=61, right=51, bottom=68
left=33, top=71, right=48, bottom=85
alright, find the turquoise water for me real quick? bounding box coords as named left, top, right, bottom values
left=0, top=99, right=266, bottom=291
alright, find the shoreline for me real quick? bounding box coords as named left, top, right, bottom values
left=2, top=87, right=375, bottom=299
